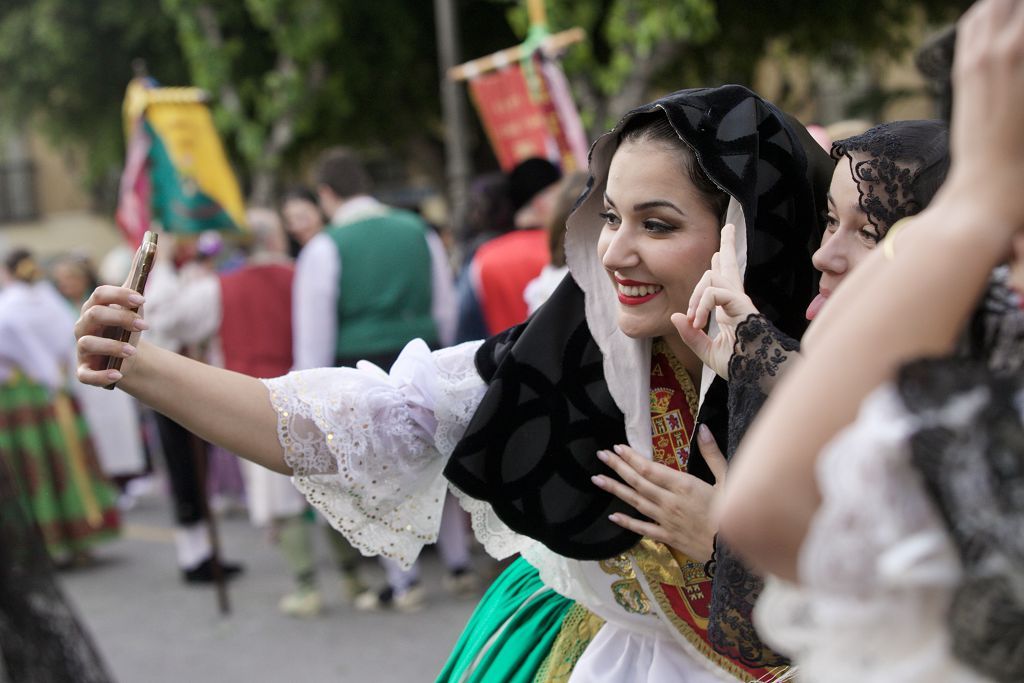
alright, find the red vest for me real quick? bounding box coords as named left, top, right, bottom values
left=475, top=229, right=549, bottom=335
left=218, top=263, right=294, bottom=378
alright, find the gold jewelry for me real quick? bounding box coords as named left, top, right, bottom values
left=882, top=217, right=912, bottom=261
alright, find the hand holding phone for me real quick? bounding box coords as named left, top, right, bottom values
left=102, top=231, right=158, bottom=389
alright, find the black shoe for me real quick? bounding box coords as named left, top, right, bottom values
left=182, top=557, right=244, bottom=584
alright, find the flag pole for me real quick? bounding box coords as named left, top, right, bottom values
left=448, top=28, right=584, bottom=82
left=433, top=0, right=471, bottom=240
left=527, top=0, right=547, bottom=29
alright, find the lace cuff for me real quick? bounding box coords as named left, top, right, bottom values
left=263, top=339, right=487, bottom=568
left=728, top=314, right=800, bottom=392
left=726, top=314, right=800, bottom=452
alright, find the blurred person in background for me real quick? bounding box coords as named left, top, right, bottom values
left=523, top=171, right=589, bottom=314
left=187, top=232, right=248, bottom=513
left=458, top=172, right=517, bottom=259
left=50, top=253, right=147, bottom=505
left=143, top=236, right=245, bottom=584
left=296, top=147, right=472, bottom=612
left=280, top=185, right=327, bottom=258
left=455, top=158, right=561, bottom=340
left=148, top=208, right=370, bottom=617
left=0, top=249, right=119, bottom=567
left=453, top=172, right=517, bottom=343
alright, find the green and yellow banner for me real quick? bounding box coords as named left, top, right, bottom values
left=117, top=78, right=246, bottom=245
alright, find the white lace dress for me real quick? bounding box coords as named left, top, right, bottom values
left=753, top=384, right=992, bottom=682
left=264, top=339, right=737, bottom=682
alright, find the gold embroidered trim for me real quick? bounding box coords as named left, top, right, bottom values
left=598, top=553, right=635, bottom=580
left=599, top=551, right=651, bottom=613
left=534, top=604, right=606, bottom=683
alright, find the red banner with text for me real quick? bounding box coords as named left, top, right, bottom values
left=468, top=55, right=587, bottom=172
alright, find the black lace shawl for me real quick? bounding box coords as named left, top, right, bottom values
left=0, top=456, right=112, bottom=683
left=897, top=273, right=1024, bottom=683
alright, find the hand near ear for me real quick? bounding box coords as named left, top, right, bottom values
left=674, top=224, right=758, bottom=379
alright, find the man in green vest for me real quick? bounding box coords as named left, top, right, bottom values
left=293, top=147, right=474, bottom=612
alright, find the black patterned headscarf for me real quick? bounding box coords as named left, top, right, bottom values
left=831, top=120, right=949, bottom=238
left=445, top=85, right=832, bottom=560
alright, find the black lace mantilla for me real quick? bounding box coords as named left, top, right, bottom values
left=705, top=313, right=800, bottom=670
left=831, top=121, right=948, bottom=237
left=0, top=457, right=112, bottom=682
left=960, top=269, right=1024, bottom=376
left=898, top=358, right=1024, bottom=683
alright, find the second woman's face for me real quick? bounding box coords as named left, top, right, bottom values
left=597, top=139, right=721, bottom=341
left=807, top=159, right=884, bottom=320
left=282, top=198, right=325, bottom=246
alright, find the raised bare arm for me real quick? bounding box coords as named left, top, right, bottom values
left=75, top=285, right=290, bottom=474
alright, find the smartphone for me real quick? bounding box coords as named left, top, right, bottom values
left=103, top=231, right=158, bottom=389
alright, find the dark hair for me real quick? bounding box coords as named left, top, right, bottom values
left=465, top=172, right=516, bottom=239
left=51, top=252, right=99, bottom=292
left=831, top=119, right=949, bottom=236
left=546, top=171, right=589, bottom=268
left=508, top=157, right=562, bottom=213
left=5, top=249, right=41, bottom=283
left=915, top=25, right=956, bottom=124
left=618, top=112, right=730, bottom=224
left=314, top=147, right=372, bottom=199
left=281, top=185, right=319, bottom=207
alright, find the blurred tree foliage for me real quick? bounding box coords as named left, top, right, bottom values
left=0, top=0, right=969, bottom=205
left=506, top=0, right=971, bottom=133
left=0, top=0, right=187, bottom=188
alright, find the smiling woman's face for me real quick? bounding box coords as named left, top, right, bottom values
left=597, top=138, right=722, bottom=341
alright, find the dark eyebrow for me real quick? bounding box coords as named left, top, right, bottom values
left=827, top=191, right=867, bottom=216
left=634, top=200, right=685, bottom=216
left=603, top=193, right=685, bottom=217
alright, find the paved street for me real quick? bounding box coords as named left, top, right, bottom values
left=60, top=493, right=487, bottom=682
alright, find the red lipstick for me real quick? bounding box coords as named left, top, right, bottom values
left=614, top=276, right=663, bottom=306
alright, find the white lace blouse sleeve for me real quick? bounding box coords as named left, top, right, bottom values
left=754, top=384, right=985, bottom=682
left=262, top=338, right=488, bottom=568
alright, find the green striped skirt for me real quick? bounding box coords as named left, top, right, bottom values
left=0, top=373, right=119, bottom=560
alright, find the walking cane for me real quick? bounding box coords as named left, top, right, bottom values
left=187, top=427, right=231, bottom=615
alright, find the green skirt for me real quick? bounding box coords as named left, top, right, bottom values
left=0, top=374, right=119, bottom=560
left=438, top=557, right=574, bottom=682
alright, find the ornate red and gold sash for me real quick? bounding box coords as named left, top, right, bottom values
left=601, top=340, right=790, bottom=682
